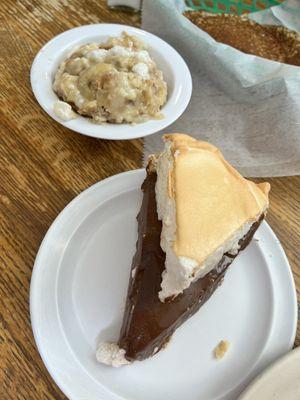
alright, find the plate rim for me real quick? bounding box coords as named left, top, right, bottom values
left=30, top=23, right=192, bottom=140
left=237, top=347, right=300, bottom=400
left=30, top=168, right=298, bottom=400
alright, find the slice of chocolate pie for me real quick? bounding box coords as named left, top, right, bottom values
left=96, top=134, right=270, bottom=367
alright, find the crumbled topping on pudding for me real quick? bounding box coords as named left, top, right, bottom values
left=184, top=11, right=300, bottom=66
left=53, top=32, right=167, bottom=124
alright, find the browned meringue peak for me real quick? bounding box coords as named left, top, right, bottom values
left=156, top=133, right=270, bottom=300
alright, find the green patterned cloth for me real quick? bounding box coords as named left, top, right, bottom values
left=186, top=0, right=283, bottom=15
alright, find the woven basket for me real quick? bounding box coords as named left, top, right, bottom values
left=186, top=0, right=284, bottom=14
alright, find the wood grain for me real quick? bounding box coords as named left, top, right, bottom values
left=0, top=1, right=298, bottom=399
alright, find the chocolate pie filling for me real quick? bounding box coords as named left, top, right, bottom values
left=118, top=170, right=263, bottom=361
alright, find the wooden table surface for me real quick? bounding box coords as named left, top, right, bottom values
left=0, top=1, right=299, bottom=399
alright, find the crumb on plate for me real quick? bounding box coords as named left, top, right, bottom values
left=214, top=340, right=230, bottom=360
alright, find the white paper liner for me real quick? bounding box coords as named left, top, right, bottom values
left=142, top=0, right=300, bottom=177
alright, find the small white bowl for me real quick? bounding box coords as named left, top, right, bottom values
left=30, top=24, right=192, bottom=140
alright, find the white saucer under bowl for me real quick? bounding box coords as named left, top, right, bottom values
left=30, top=24, right=192, bottom=140
left=30, top=169, right=297, bottom=400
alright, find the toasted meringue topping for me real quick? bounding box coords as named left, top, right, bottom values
left=156, top=134, right=270, bottom=300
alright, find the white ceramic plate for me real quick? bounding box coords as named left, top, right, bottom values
left=30, top=169, right=297, bottom=400
left=30, top=24, right=192, bottom=140
left=238, top=347, right=300, bottom=400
